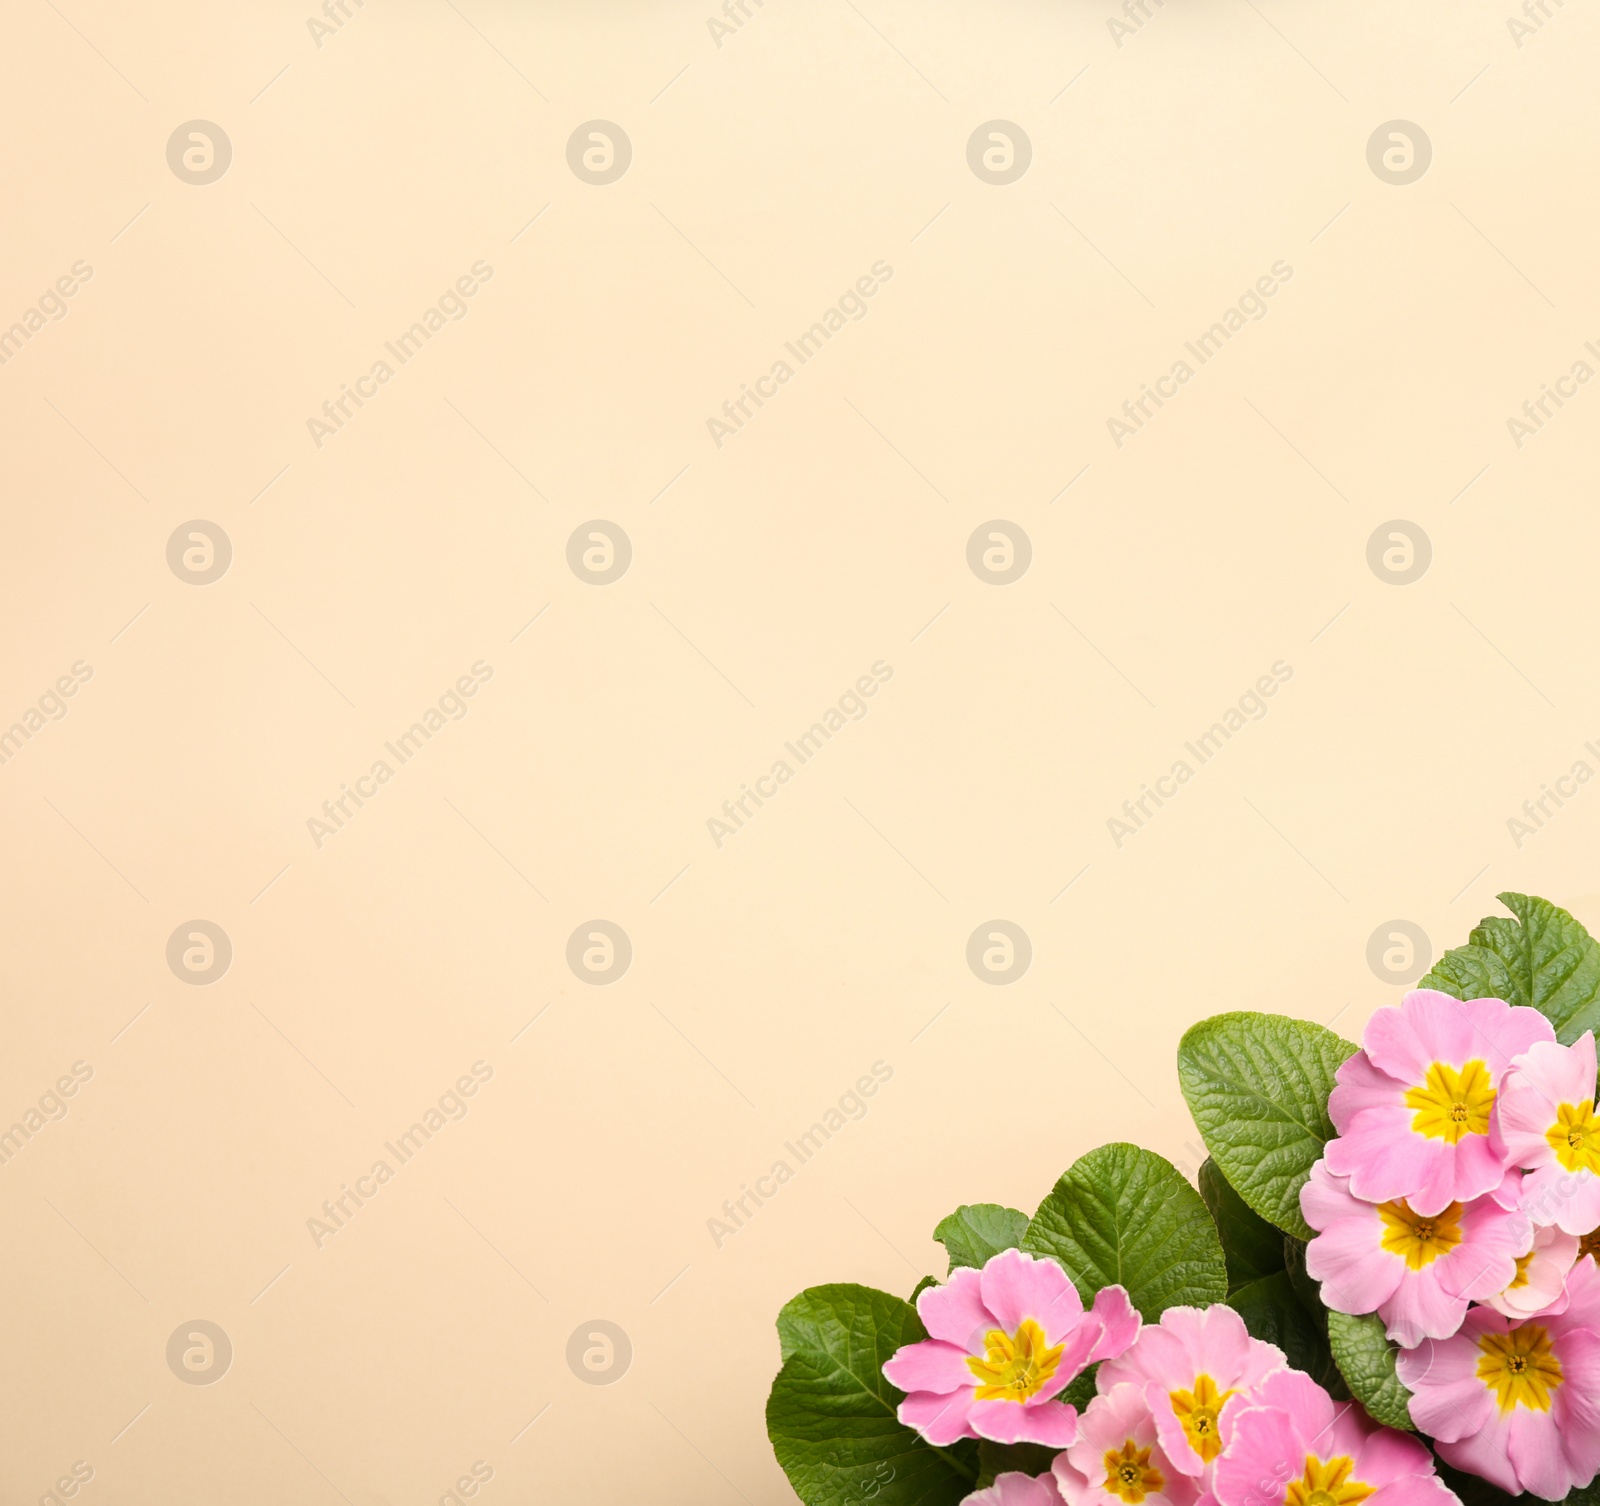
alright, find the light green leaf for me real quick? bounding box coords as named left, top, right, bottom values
left=1325, top=1309, right=1413, bottom=1431
left=1421, top=891, right=1600, bottom=1045
left=1021, top=1143, right=1227, bottom=1320
left=933, top=1204, right=1031, bottom=1275
left=768, top=1284, right=979, bottom=1506
left=1177, top=1013, right=1356, bottom=1241
left=1199, top=1158, right=1285, bottom=1292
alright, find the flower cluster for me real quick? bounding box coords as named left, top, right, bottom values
left=889, top=1263, right=1448, bottom=1506
left=764, top=900, right=1600, bottom=1506
left=1303, top=988, right=1600, bottom=1497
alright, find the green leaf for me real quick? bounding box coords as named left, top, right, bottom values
left=1226, top=1270, right=1337, bottom=1394
left=1021, top=1143, right=1227, bottom=1320
left=1059, top=1363, right=1098, bottom=1411
left=933, top=1204, right=1031, bottom=1274
left=908, top=1275, right=939, bottom=1303
left=768, top=1284, right=980, bottom=1506
left=1421, top=892, right=1600, bottom=1045
left=1280, top=1238, right=1349, bottom=1401
left=1325, top=1309, right=1414, bottom=1431
left=976, top=1441, right=1059, bottom=1489
left=1432, top=1459, right=1517, bottom=1506
left=1177, top=1013, right=1357, bottom=1241
left=1199, top=1158, right=1286, bottom=1292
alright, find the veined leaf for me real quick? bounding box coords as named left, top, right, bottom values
left=1021, top=1143, right=1226, bottom=1319
left=1177, top=1013, right=1356, bottom=1241
left=768, top=1284, right=980, bottom=1506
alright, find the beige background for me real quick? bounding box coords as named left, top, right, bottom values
left=3, top=0, right=1599, bottom=1499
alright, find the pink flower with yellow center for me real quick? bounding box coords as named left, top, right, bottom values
left=1325, top=990, right=1554, bottom=1216
left=885, top=1248, right=1140, bottom=1448
left=1301, top=1159, right=1531, bottom=1346
left=1497, top=1031, right=1600, bottom=1237
left=964, top=1471, right=1066, bottom=1506
left=1095, top=1303, right=1284, bottom=1482
left=1052, top=1383, right=1200, bottom=1506
left=1483, top=1222, right=1580, bottom=1320
left=1212, top=1368, right=1452, bottom=1506
left=1397, top=1250, right=1600, bottom=1498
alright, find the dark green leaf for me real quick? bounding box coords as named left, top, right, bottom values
left=1059, top=1363, right=1098, bottom=1411
left=1021, top=1143, right=1227, bottom=1320
left=1177, top=1013, right=1357, bottom=1241
left=1432, top=1458, right=1518, bottom=1506
left=1420, top=892, right=1600, bottom=1044
left=975, top=1441, right=1059, bottom=1489
left=933, top=1204, right=1031, bottom=1274
left=908, top=1275, right=938, bottom=1304
left=769, top=1284, right=980, bottom=1506
left=1199, top=1157, right=1286, bottom=1292
left=1325, top=1309, right=1414, bottom=1431
left=1280, top=1238, right=1348, bottom=1401
left=1226, top=1270, right=1338, bottom=1394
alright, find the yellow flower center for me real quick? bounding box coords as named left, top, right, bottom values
left=1101, top=1439, right=1165, bottom=1505
left=1544, top=1100, right=1600, bottom=1174
left=1405, top=1059, right=1495, bottom=1143
left=965, top=1317, right=1065, bottom=1403
left=1376, top=1198, right=1465, bottom=1269
left=1507, top=1250, right=1537, bottom=1292
left=1476, top=1324, right=1564, bottom=1413
left=1286, top=1454, right=1376, bottom=1506
left=1169, top=1373, right=1236, bottom=1462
